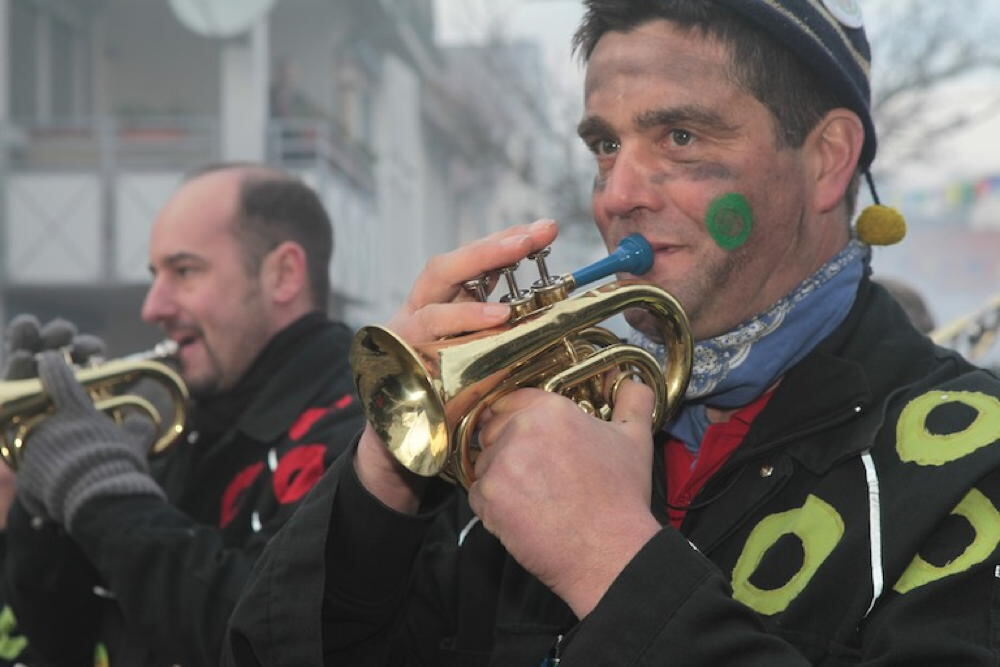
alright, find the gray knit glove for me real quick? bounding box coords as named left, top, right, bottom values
left=15, top=351, right=165, bottom=529
left=3, top=314, right=106, bottom=380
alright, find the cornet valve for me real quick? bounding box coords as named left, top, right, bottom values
left=499, top=263, right=535, bottom=320
left=529, top=246, right=571, bottom=307
left=462, top=275, right=489, bottom=303
left=528, top=247, right=554, bottom=286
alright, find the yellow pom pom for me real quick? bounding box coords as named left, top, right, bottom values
left=856, top=204, right=906, bottom=246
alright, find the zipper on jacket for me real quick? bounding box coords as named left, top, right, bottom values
left=540, top=633, right=564, bottom=665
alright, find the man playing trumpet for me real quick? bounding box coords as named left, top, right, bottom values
left=2, top=164, right=364, bottom=666
left=227, top=1, right=1000, bottom=664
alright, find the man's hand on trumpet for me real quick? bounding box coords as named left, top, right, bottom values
left=470, top=379, right=661, bottom=620
left=2, top=314, right=106, bottom=380
left=15, top=352, right=163, bottom=528
left=352, top=218, right=662, bottom=620
left=1, top=315, right=163, bottom=527
left=0, top=314, right=109, bottom=529
left=354, top=219, right=559, bottom=514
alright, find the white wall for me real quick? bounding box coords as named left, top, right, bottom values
left=115, top=172, right=183, bottom=281
left=5, top=173, right=102, bottom=282
left=4, top=170, right=184, bottom=284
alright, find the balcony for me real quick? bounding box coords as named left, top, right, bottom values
left=266, top=117, right=376, bottom=194
left=5, top=116, right=220, bottom=171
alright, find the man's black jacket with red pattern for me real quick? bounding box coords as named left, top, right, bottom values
left=3, top=313, right=364, bottom=666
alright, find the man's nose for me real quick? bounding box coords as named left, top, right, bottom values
left=595, top=148, right=665, bottom=220
left=140, top=278, right=176, bottom=324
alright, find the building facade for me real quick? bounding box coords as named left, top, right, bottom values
left=0, top=0, right=573, bottom=352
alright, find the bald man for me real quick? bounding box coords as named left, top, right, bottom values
left=3, top=164, right=364, bottom=666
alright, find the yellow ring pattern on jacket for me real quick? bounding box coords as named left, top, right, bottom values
left=896, top=391, right=1000, bottom=466
left=893, top=488, right=1000, bottom=594
left=731, top=494, right=845, bottom=615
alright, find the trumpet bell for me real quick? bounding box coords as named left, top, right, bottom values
left=352, top=326, right=450, bottom=477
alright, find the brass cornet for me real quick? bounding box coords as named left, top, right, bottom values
left=0, top=341, right=189, bottom=470
left=350, top=234, right=693, bottom=488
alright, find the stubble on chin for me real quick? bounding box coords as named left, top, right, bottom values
left=179, top=349, right=224, bottom=398
left=184, top=372, right=221, bottom=399
left=631, top=246, right=751, bottom=343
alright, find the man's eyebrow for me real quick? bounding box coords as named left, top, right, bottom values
left=577, top=106, right=740, bottom=141
left=148, top=252, right=205, bottom=275
left=635, top=106, right=739, bottom=134
left=577, top=116, right=615, bottom=140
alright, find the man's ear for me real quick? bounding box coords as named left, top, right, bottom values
left=806, top=108, right=865, bottom=214
left=261, top=241, right=308, bottom=305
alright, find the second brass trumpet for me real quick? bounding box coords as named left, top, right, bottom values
left=0, top=342, right=189, bottom=470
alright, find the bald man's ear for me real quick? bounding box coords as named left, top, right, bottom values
left=806, top=108, right=865, bottom=214
left=262, top=241, right=308, bottom=305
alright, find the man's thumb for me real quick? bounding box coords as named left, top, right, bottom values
left=610, top=379, right=655, bottom=430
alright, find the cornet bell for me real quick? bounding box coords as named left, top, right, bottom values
left=353, top=327, right=450, bottom=477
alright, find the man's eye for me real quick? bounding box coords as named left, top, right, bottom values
left=669, top=129, right=694, bottom=147
left=590, top=138, right=621, bottom=157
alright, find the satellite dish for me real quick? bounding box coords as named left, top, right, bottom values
left=169, top=0, right=278, bottom=38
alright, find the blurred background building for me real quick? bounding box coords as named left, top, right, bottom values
left=0, top=0, right=997, bottom=367
left=0, top=0, right=588, bottom=352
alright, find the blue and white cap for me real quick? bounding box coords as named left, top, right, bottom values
left=715, top=0, right=876, bottom=169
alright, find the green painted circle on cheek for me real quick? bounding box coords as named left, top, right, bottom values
left=706, top=193, right=754, bottom=251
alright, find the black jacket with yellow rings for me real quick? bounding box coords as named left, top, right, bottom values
left=226, top=279, right=1000, bottom=666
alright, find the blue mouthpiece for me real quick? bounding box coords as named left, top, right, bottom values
left=570, top=234, right=654, bottom=288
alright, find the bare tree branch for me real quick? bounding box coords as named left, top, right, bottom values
left=869, top=0, right=1000, bottom=171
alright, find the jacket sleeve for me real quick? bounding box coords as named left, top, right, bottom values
left=70, top=495, right=256, bottom=666
left=560, top=527, right=813, bottom=665
left=65, top=404, right=365, bottom=667
left=225, top=444, right=451, bottom=667
left=4, top=500, right=102, bottom=666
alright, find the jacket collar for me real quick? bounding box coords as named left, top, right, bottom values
left=190, top=313, right=354, bottom=445
left=236, top=317, right=354, bottom=443
left=734, top=275, right=937, bottom=475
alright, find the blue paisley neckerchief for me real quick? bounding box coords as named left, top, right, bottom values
left=630, top=240, right=869, bottom=454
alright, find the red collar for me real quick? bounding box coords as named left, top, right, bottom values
left=664, top=389, right=775, bottom=529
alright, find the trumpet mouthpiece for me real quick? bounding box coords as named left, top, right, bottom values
left=124, top=340, right=179, bottom=361
left=154, top=340, right=180, bottom=357
left=570, top=234, right=654, bottom=289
